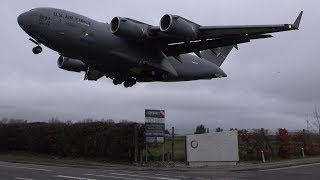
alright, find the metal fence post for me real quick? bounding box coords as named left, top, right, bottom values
left=172, top=127, right=175, bottom=161
left=145, top=144, right=148, bottom=162
left=184, top=136, right=187, bottom=163
left=162, top=140, right=165, bottom=161
left=134, top=124, right=138, bottom=162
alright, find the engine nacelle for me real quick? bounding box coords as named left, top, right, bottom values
left=57, top=56, right=87, bottom=72
left=110, top=17, right=150, bottom=40
left=160, top=14, right=198, bottom=40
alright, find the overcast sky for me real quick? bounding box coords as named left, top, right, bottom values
left=1, top=0, right=319, bottom=133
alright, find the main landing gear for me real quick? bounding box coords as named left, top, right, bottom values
left=112, top=77, right=137, bottom=88
left=29, top=38, right=42, bottom=55
left=123, top=78, right=136, bottom=88
left=113, top=77, right=124, bottom=86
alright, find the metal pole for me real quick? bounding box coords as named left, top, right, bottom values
left=172, top=127, right=175, bottom=161
left=145, top=143, right=148, bottom=162
left=302, top=147, right=305, bottom=158
left=184, top=136, right=187, bottom=163
left=261, top=150, right=265, bottom=163
left=162, top=138, right=165, bottom=161
left=134, top=124, right=138, bottom=162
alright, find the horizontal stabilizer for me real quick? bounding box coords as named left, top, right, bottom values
left=201, top=46, right=234, bottom=67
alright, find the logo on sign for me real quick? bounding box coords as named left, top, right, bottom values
left=145, top=109, right=165, bottom=118
left=191, top=140, right=198, bottom=149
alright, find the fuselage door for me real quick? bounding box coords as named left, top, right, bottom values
left=53, top=12, right=65, bottom=37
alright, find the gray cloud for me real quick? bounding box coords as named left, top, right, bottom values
left=0, top=0, right=318, bottom=133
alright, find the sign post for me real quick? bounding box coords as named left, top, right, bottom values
left=145, top=109, right=165, bottom=161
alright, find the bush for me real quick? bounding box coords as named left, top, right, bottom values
left=0, top=121, right=145, bottom=161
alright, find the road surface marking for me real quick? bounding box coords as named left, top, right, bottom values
left=16, top=178, right=35, bottom=180
left=137, top=172, right=148, bottom=175
left=105, top=170, right=139, bottom=174
left=260, top=162, right=320, bottom=172
left=110, top=172, right=181, bottom=180
left=174, top=176, right=188, bottom=178
left=55, top=175, right=96, bottom=180
left=103, top=170, right=118, bottom=172
left=85, top=173, right=143, bottom=180
left=155, top=174, right=169, bottom=176
left=103, top=170, right=150, bottom=176
left=0, top=164, right=52, bottom=172
left=195, top=178, right=211, bottom=180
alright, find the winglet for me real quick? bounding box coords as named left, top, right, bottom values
left=293, top=11, right=303, bottom=30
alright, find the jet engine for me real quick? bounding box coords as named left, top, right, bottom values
left=110, top=17, right=150, bottom=40
left=57, top=56, right=87, bottom=72
left=160, top=14, right=199, bottom=40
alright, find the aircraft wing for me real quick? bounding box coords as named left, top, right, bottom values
left=149, top=11, right=303, bottom=57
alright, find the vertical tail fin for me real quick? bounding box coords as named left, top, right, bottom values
left=201, top=46, right=234, bottom=67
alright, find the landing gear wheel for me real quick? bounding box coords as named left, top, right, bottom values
left=123, top=81, right=131, bottom=88
left=32, top=46, right=42, bottom=54
left=123, top=78, right=136, bottom=88
left=113, top=78, right=123, bottom=85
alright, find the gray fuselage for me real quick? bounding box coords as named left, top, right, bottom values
left=18, top=8, right=227, bottom=82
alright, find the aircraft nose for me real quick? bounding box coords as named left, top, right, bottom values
left=17, top=12, right=34, bottom=31
left=18, top=12, right=28, bottom=29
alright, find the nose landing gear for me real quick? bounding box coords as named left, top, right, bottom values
left=29, top=38, right=42, bottom=55
left=32, top=46, right=42, bottom=54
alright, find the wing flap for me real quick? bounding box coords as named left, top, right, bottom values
left=161, top=34, right=272, bottom=57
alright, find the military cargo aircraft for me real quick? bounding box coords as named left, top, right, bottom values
left=17, top=8, right=303, bottom=88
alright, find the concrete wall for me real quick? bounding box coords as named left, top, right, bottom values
left=186, top=131, right=239, bottom=167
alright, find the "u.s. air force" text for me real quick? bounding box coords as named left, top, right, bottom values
left=53, top=12, right=91, bottom=26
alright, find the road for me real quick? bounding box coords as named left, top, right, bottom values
left=0, top=161, right=320, bottom=180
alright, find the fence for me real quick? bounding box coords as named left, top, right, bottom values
left=238, top=128, right=320, bottom=161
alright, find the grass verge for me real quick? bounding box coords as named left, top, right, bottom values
left=0, top=152, right=116, bottom=167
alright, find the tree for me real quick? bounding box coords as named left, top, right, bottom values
left=216, top=127, right=223, bottom=132
left=194, top=124, right=206, bottom=134
left=312, top=105, right=320, bottom=135
left=278, top=128, right=291, bottom=158
left=165, top=129, right=170, bottom=135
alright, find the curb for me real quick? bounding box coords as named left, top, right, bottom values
left=231, top=158, right=320, bottom=171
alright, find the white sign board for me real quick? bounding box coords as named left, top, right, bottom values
left=145, top=109, right=165, bottom=144
left=186, top=131, right=239, bottom=167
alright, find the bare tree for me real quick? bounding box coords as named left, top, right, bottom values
left=312, top=105, right=320, bottom=135
left=305, top=114, right=311, bottom=132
